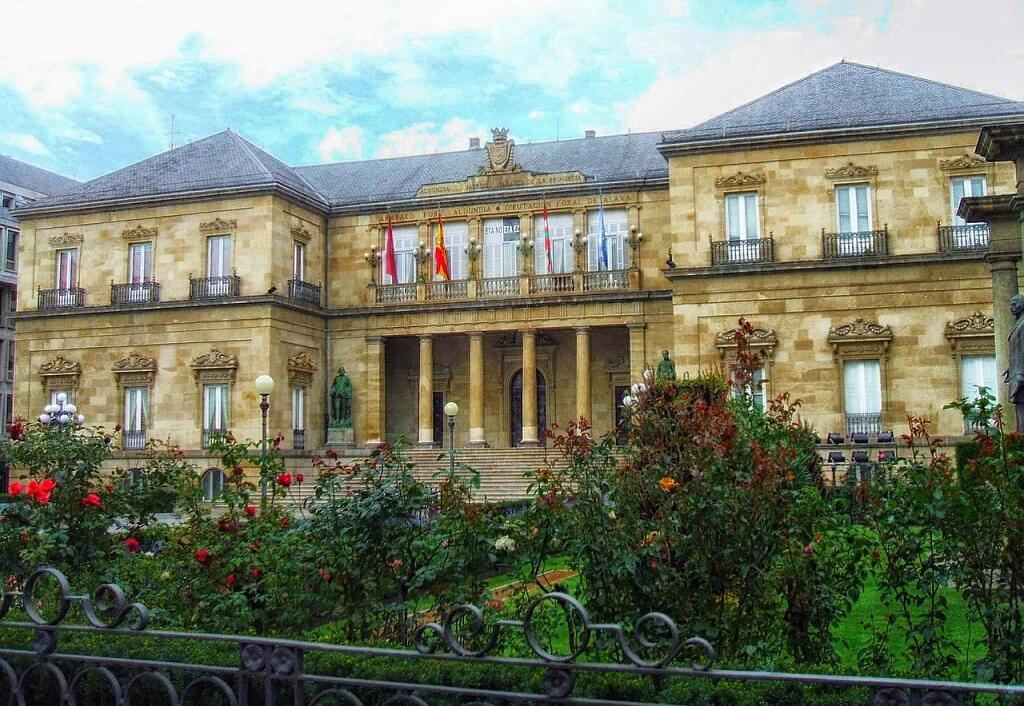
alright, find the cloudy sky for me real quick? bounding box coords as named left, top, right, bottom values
left=2, top=0, right=1022, bottom=182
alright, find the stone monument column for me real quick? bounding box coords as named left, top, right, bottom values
left=575, top=326, right=591, bottom=422
left=364, top=336, right=386, bottom=447
left=417, top=334, right=434, bottom=447
left=468, top=332, right=487, bottom=447
left=521, top=329, right=540, bottom=447
left=627, top=322, right=647, bottom=382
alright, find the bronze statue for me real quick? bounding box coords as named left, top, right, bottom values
left=655, top=350, right=677, bottom=382
left=1009, top=295, right=1024, bottom=432
left=330, top=367, right=353, bottom=428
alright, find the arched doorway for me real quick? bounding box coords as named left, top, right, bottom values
left=510, top=369, right=547, bottom=447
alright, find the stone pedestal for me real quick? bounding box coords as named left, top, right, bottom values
left=327, top=426, right=355, bottom=447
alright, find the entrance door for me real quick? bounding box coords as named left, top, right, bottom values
left=432, top=392, right=445, bottom=447
left=614, top=385, right=630, bottom=445
left=510, top=370, right=547, bottom=447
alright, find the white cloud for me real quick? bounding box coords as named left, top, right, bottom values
left=58, top=126, right=103, bottom=144
left=0, top=133, right=50, bottom=156
left=375, top=118, right=485, bottom=158
left=621, top=0, right=1024, bottom=133
left=317, top=126, right=366, bottom=162
left=528, top=109, right=546, bottom=120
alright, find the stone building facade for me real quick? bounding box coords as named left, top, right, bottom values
left=10, top=62, right=1024, bottom=481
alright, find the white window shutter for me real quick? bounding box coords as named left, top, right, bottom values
left=843, top=361, right=862, bottom=413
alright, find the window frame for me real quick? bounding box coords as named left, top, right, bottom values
left=724, top=192, right=760, bottom=242
left=201, top=467, right=225, bottom=502
left=432, top=220, right=469, bottom=281
left=482, top=217, right=521, bottom=278
left=835, top=183, right=873, bottom=233
left=585, top=208, right=628, bottom=272
left=206, top=234, right=232, bottom=278
left=4, top=227, right=17, bottom=272
left=950, top=175, right=987, bottom=226
left=383, top=224, right=418, bottom=285
left=128, top=241, right=153, bottom=284
left=293, top=240, right=306, bottom=281
left=202, top=382, right=230, bottom=434
left=55, top=248, right=79, bottom=289
left=534, top=212, right=575, bottom=275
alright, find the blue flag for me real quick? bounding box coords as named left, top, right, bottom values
left=598, top=191, right=608, bottom=270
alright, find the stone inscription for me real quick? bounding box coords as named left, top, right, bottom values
left=379, top=192, right=636, bottom=225
left=417, top=170, right=587, bottom=197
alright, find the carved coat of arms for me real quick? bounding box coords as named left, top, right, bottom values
left=480, top=128, right=519, bottom=174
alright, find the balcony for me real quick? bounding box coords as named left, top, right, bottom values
left=583, top=269, right=630, bottom=291
left=425, top=280, right=468, bottom=301
left=190, top=275, right=240, bottom=301
left=530, top=273, right=574, bottom=294
left=845, top=413, right=882, bottom=436
left=123, top=429, right=147, bottom=451
left=202, top=427, right=228, bottom=449
left=293, top=428, right=305, bottom=450
left=376, top=284, right=417, bottom=303
left=111, top=281, right=160, bottom=305
left=822, top=228, right=888, bottom=259
left=479, top=276, right=520, bottom=298
left=288, top=279, right=321, bottom=306
left=938, top=223, right=990, bottom=253
left=38, top=287, right=85, bottom=311
left=711, top=238, right=775, bottom=266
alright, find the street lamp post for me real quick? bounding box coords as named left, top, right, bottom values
left=38, top=392, right=85, bottom=432
left=444, top=401, right=459, bottom=476
left=254, top=375, right=275, bottom=505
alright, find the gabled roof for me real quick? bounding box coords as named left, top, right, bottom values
left=297, top=131, right=667, bottom=207
left=662, top=61, right=1024, bottom=147
left=0, top=154, right=79, bottom=196
left=23, top=130, right=326, bottom=212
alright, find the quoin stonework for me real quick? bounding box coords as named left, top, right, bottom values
left=10, top=61, right=1024, bottom=494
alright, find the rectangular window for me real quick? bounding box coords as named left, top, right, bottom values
left=4, top=228, right=16, bottom=272
left=843, top=360, right=882, bottom=414
left=4, top=393, right=11, bottom=427
left=1, top=193, right=13, bottom=209
left=732, top=366, right=765, bottom=410
left=293, top=241, right=305, bottom=281
left=586, top=208, right=627, bottom=271
left=56, top=248, right=78, bottom=289
left=124, top=387, right=148, bottom=432
left=961, top=354, right=997, bottom=401
left=7, top=285, right=15, bottom=326
left=725, top=192, right=760, bottom=241
left=433, top=220, right=469, bottom=280
left=206, top=235, right=232, bottom=278
left=202, top=384, right=229, bottom=432
left=292, top=387, right=305, bottom=431
left=128, top=242, right=153, bottom=284
left=384, top=225, right=418, bottom=285
left=534, top=212, right=575, bottom=274
left=6, top=340, right=13, bottom=381
left=951, top=176, right=987, bottom=226
left=836, top=184, right=871, bottom=233
left=482, top=217, right=521, bottom=278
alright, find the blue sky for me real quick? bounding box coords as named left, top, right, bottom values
left=2, top=0, right=1022, bottom=183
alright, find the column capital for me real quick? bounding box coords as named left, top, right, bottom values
left=574, top=325, right=591, bottom=334
left=468, top=331, right=484, bottom=340
left=626, top=322, right=647, bottom=332
left=522, top=328, right=537, bottom=337
left=418, top=333, right=434, bottom=341
left=986, top=252, right=1021, bottom=269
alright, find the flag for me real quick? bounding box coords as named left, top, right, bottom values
left=598, top=191, right=609, bottom=270
left=434, top=211, right=451, bottom=281
left=384, top=213, right=398, bottom=283
left=542, top=203, right=553, bottom=274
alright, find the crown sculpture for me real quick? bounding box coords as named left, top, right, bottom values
left=481, top=127, right=519, bottom=174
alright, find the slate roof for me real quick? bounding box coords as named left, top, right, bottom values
left=662, top=61, right=1024, bottom=145
left=297, top=131, right=667, bottom=207
left=0, top=207, right=16, bottom=228
left=22, top=130, right=325, bottom=211
left=0, top=154, right=79, bottom=196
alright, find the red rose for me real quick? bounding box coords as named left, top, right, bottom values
left=7, top=421, right=25, bottom=441
left=19, top=531, right=29, bottom=541
left=82, top=493, right=102, bottom=509
left=803, top=545, right=813, bottom=556
left=251, top=567, right=261, bottom=579
left=280, top=517, right=290, bottom=528
left=245, top=505, right=257, bottom=517
left=226, top=573, right=236, bottom=586
left=195, top=549, right=211, bottom=564
left=27, top=479, right=56, bottom=504
left=106, top=484, right=114, bottom=492
left=114, top=423, right=122, bottom=432
left=295, top=473, right=304, bottom=484
left=8, top=482, right=22, bottom=496
left=649, top=561, right=658, bottom=569
left=124, top=537, right=140, bottom=553
left=276, top=472, right=292, bottom=487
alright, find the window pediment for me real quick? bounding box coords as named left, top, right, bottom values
left=714, top=171, right=766, bottom=190
left=714, top=326, right=778, bottom=360
left=288, top=351, right=317, bottom=387
left=199, top=218, right=237, bottom=234
left=825, top=163, right=878, bottom=180
left=939, top=154, right=987, bottom=172
left=122, top=225, right=157, bottom=241
left=39, top=355, right=81, bottom=392
left=191, top=348, right=238, bottom=384
left=945, top=311, right=994, bottom=354
left=828, top=318, right=892, bottom=359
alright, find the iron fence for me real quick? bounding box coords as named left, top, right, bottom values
left=710, top=238, right=774, bottom=266
left=111, top=281, right=160, bottom=305
left=3, top=567, right=1023, bottom=706
left=122, top=429, right=146, bottom=451
left=37, top=288, right=85, bottom=310
left=190, top=275, right=241, bottom=300
left=288, top=279, right=321, bottom=306
left=822, top=228, right=888, bottom=259
left=938, top=223, right=990, bottom=253
left=293, top=428, right=305, bottom=450
left=845, top=412, right=882, bottom=436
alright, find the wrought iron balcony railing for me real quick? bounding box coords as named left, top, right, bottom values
left=288, top=279, right=321, bottom=305
left=376, top=283, right=417, bottom=303
left=202, top=427, right=228, bottom=449
left=583, top=269, right=629, bottom=291
left=293, top=428, right=305, bottom=450
left=822, top=228, right=888, bottom=259
left=845, top=413, right=882, bottom=436
left=38, top=287, right=85, bottom=310
left=425, top=280, right=468, bottom=301
left=479, top=276, right=520, bottom=298
left=190, top=275, right=240, bottom=300
left=938, top=223, right=990, bottom=253
left=111, top=281, right=160, bottom=305
left=122, top=429, right=146, bottom=451
left=711, top=238, right=775, bottom=266
left=530, top=273, right=574, bottom=294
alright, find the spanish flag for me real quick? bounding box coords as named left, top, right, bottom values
left=434, top=211, right=451, bottom=281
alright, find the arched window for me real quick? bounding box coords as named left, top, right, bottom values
left=122, top=467, right=144, bottom=490
left=201, top=467, right=225, bottom=502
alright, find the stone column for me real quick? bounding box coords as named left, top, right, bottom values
left=575, top=327, right=591, bottom=423
left=988, top=253, right=1020, bottom=426
left=364, top=336, right=386, bottom=447
left=521, top=329, right=540, bottom=446
left=627, top=322, right=647, bottom=383
left=417, top=334, right=434, bottom=447
left=468, top=332, right=487, bottom=447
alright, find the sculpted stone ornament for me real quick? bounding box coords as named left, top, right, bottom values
left=479, top=127, right=520, bottom=175
left=655, top=350, right=677, bottom=382
left=1007, top=295, right=1024, bottom=432
left=329, top=367, right=353, bottom=429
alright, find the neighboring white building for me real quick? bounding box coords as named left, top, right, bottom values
left=0, top=155, right=78, bottom=437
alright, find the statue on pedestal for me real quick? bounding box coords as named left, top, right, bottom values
left=655, top=350, right=677, bottom=382
left=1008, top=295, right=1024, bottom=432
left=330, top=367, right=353, bottom=429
